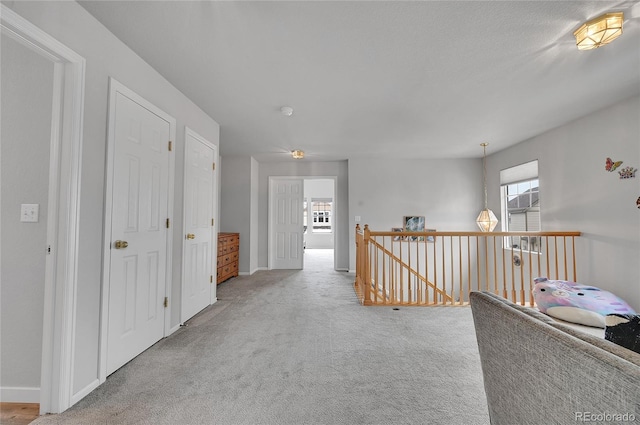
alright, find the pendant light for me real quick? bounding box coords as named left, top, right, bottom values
left=476, top=143, right=498, bottom=232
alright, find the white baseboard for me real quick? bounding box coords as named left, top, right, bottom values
left=249, top=267, right=267, bottom=275
left=238, top=271, right=249, bottom=276
left=0, top=386, right=40, bottom=403
left=70, top=379, right=99, bottom=405
left=336, top=268, right=349, bottom=272
left=167, top=323, right=181, bottom=336
left=348, top=269, right=355, bottom=273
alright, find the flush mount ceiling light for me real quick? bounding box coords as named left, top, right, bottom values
left=574, top=12, right=624, bottom=50
left=291, top=150, right=304, bottom=159
left=280, top=106, right=294, bottom=116
left=476, top=143, right=498, bottom=232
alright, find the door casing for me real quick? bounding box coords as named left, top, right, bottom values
left=1, top=4, right=86, bottom=413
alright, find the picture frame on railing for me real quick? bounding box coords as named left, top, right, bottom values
left=391, top=227, right=404, bottom=241
left=403, top=215, right=425, bottom=241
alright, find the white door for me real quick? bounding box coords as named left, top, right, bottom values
left=270, top=178, right=304, bottom=269
left=181, top=128, right=216, bottom=322
left=106, top=88, right=171, bottom=375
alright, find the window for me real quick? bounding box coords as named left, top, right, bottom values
left=311, top=198, right=332, bottom=233
left=500, top=161, right=540, bottom=252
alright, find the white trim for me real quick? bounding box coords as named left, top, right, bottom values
left=211, top=142, right=219, bottom=305
left=0, top=387, right=41, bottom=403
left=250, top=267, right=268, bottom=274
left=167, top=324, right=182, bottom=336
left=99, top=78, right=176, bottom=383
left=1, top=4, right=86, bottom=414
left=69, top=379, right=99, bottom=405
left=181, top=127, right=218, bottom=323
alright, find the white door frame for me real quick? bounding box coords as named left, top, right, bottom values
left=1, top=5, right=86, bottom=413
left=268, top=176, right=338, bottom=270
left=99, top=78, right=176, bottom=382
left=181, top=126, right=218, bottom=323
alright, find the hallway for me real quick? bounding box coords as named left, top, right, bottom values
left=32, top=253, right=489, bottom=425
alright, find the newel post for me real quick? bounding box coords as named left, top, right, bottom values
left=363, top=224, right=372, bottom=305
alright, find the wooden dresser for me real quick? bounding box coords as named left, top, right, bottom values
left=217, top=232, right=239, bottom=284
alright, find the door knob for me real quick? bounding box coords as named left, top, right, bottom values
left=186, top=233, right=195, bottom=240
left=114, top=240, right=128, bottom=249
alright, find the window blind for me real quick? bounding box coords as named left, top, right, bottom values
left=500, top=160, right=538, bottom=185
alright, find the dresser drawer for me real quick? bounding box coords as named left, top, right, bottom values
left=218, top=251, right=238, bottom=267
left=216, top=261, right=238, bottom=284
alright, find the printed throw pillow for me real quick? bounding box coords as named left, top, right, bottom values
left=605, top=314, right=640, bottom=354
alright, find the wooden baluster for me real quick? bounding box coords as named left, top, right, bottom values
left=572, top=236, right=577, bottom=282
left=363, top=225, right=371, bottom=306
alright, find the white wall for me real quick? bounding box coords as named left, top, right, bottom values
left=258, top=161, right=349, bottom=270
left=220, top=156, right=251, bottom=273
left=304, top=179, right=335, bottom=249
left=348, top=158, right=483, bottom=271
left=6, top=1, right=220, bottom=402
left=1, top=35, right=54, bottom=398
left=486, top=95, right=640, bottom=311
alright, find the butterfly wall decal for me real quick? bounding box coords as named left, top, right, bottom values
left=605, top=157, right=623, bottom=172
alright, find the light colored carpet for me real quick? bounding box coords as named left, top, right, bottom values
left=33, top=249, right=490, bottom=424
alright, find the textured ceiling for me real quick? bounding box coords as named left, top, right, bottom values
left=79, top=1, right=640, bottom=161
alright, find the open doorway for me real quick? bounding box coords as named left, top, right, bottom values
left=268, top=176, right=337, bottom=271
left=1, top=5, right=86, bottom=413
left=303, top=179, right=335, bottom=270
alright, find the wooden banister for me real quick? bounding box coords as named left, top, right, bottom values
left=355, top=226, right=581, bottom=307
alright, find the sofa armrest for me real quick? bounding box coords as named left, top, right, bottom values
left=470, top=291, right=640, bottom=425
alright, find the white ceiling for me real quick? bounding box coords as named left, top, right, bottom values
left=79, top=1, right=640, bottom=161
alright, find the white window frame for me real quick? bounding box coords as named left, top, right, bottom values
left=311, top=198, right=332, bottom=233
left=500, top=161, right=540, bottom=253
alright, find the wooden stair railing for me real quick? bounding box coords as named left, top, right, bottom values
left=355, top=224, right=581, bottom=307
left=367, top=237, right=453, bottom=304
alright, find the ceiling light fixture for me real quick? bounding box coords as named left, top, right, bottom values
left=291, top=150, right=304, bottom=159
left=281, top=106, right=294, bottom=116
left=574, top=12, right=623, bottom=50
left=476, top=143, right=498, bottom=232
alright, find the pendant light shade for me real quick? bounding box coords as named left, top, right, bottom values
left=476, top=208, right=498, bottom=232
left=476, top=143, right=498, bottom=232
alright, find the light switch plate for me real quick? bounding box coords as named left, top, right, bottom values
left=21, top=204, right=39, bottom=222
left=355, top=215, right=361, bottom=222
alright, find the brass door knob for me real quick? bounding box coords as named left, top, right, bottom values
left=186, top=233, right=196, bottom=240
left=114, top=240, right=128, bottom=249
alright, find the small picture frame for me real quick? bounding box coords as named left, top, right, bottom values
left=425, top=228, right=436, bottom=242
left=403, top=216, right=425, bottom=241
left=391, top=227, right=404, bottom=241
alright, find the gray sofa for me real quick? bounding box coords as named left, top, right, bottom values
left=470, top=291, right=640, bottom=425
